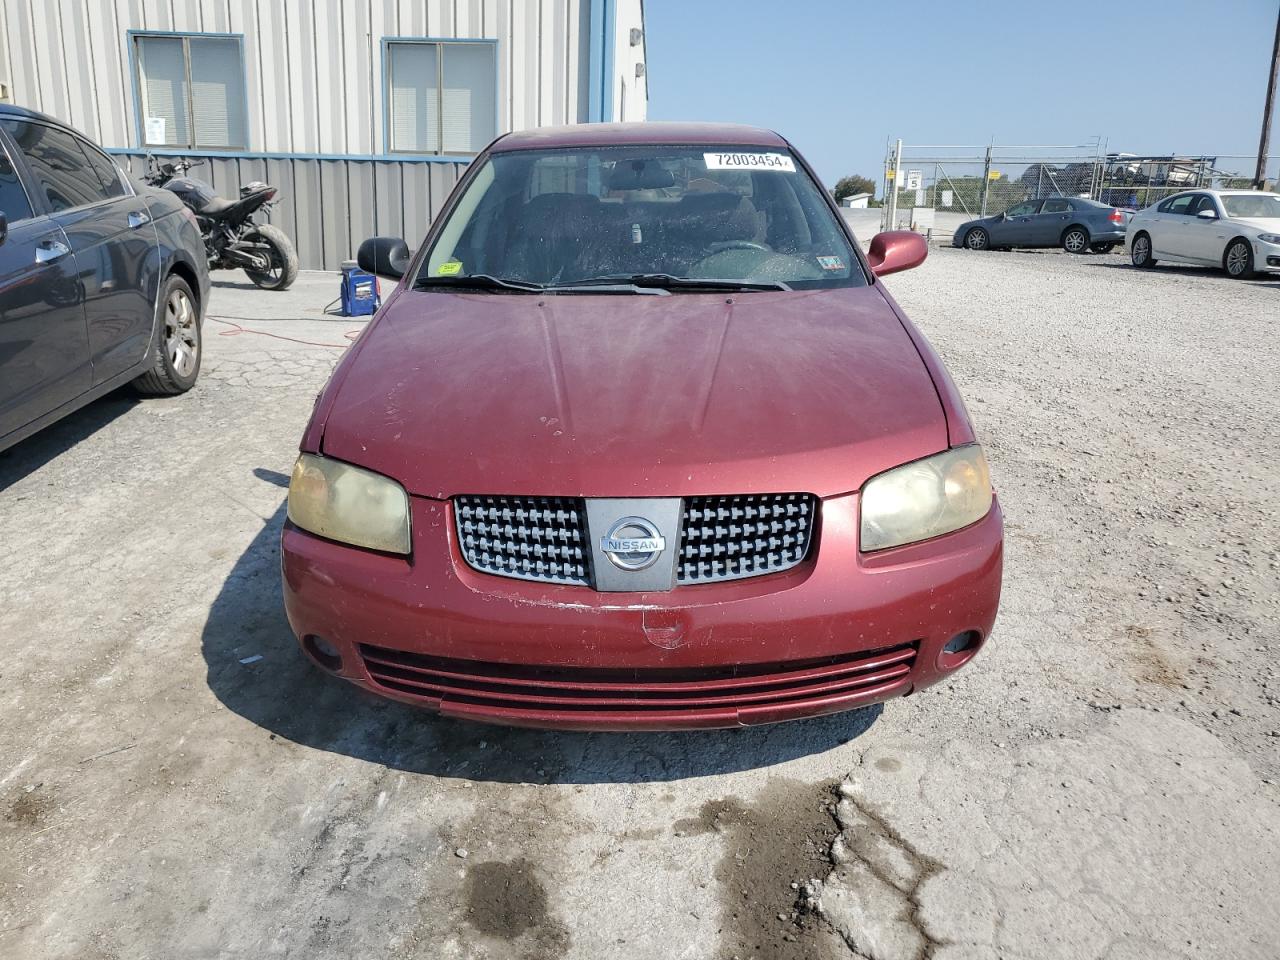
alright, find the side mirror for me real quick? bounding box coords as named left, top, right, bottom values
left=1196, top=208, right=1217, bottom=220
left=0, top=212, right=7, bottom=246
left=867, top=230, right=928, bottom=278
left=357, top=236, right=411, bottom=280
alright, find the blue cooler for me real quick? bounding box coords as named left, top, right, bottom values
left=340, top=260, right=379, bottom=316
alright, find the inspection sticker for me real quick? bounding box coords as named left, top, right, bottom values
left=817, top=255, right=845, bottom=271
left=437, top=260, right=463, bottom=276
left=703, top=151, right=796, bottom=172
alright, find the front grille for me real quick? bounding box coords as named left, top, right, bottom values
left=454, top=493, right=818, bottom=588
left=359, top=640, right=916, bottom=721
left=454, top=495, right=590, bottom=586
left=677, top=494, right=816, bottom=584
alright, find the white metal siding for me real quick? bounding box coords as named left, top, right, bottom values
left=1, top=0, right=609, bottom=154
left=0, top=0, right=645, bottom=269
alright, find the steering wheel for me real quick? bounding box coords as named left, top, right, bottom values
left=707, top=240, right=770, bottom=254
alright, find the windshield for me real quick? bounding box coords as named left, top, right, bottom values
left=416, top=144, right=864, bottom=291
left=1220, top=193, right=1280, bottom=219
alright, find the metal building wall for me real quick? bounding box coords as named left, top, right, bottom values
left=111, top=151, right=464, bottom=271
left=0, top=0, right=620, bottom=269
left=0, top=0, right=594, bottom=152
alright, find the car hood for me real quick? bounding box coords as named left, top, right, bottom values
left=1230, top=216, right=1280, bottom=232
left=319, top=286, right=947, bottom=499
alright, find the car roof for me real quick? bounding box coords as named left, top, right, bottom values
left=490, top=121, right=789, bottom=153
left=0, top=103, right=64, bottom=125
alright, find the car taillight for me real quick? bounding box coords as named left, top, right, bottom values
left=1109, top=209, right=1124, bottom=224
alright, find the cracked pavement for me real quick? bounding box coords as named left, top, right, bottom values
left=1, top=254, right=1278, bottom=959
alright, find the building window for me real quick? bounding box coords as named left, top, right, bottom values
left=133, top=34, right=247, bottom=150
left=386, top=40, right=496, bottom=156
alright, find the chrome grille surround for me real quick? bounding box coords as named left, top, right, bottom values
left=454, top=496, right=591, bottom=586
left=677, top=494, right=817, bottom=584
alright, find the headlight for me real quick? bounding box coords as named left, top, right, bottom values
left=860, top=445, right=992, bottom=551
left=1257, top=233, right=1280, bottom=244
left=287, top=454, right=411, bottom=554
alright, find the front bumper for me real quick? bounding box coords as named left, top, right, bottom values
left=281, top=492, right=1003, bottom=730
left=1256, top=238, right=1280, bottom=273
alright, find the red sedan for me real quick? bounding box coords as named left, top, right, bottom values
left=282, top=122, right=1002, bottom=730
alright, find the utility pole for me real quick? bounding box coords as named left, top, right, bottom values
left=1255, top=1, right=1280, bottom=189
left=886, top=139, right=902, bottom=231
left=979, top=143, right=993, bottom=217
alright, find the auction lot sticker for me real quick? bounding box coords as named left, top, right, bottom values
left=703, top=152, right=796, bottom=172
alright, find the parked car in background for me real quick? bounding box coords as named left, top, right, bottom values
left=954, top=196, right=1130, bottom=253
left=0, top=105, right=209, bottom=454
left=1127, top=189, right=1280, bottom=279
left=282, top=122, right=1003, bottom=731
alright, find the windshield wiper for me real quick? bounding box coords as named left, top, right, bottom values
left=552, top=274, right=792, bottom=292
left=414, top=273, right=546, bottom=293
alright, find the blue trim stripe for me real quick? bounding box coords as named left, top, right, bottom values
left=587, top=0, right=618, bottom=123
left=104, top=147, right=470, bottom=165
left=601, top=0, right=616, bottom=122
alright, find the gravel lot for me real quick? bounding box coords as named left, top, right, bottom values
left=2, top=249, right=1278, bottom=960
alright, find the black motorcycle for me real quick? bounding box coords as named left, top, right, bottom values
left=142, top=156, right=299, bottom=291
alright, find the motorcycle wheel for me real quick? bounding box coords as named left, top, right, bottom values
left=243, top=224, right=299, bottom=291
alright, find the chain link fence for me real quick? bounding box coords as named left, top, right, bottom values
left=878, top=141, right=1279, bottom=241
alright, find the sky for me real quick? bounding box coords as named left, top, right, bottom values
left=643, top=0, right=1280, bottom=191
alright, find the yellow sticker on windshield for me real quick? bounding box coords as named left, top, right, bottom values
left=437, top=260, right=463, bottom=276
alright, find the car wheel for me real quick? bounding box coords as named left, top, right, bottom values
left=1090, top=242, right=1116, bottom=254
left=243, top=224, right=300, bottom=291
left=964, top=227, right=989, bottom=251
left=1131, top=232, right=1157, bottom=268
left=1062, top=227, right=1089, bottom=254
left=133, top=274, right=201, bottom=396
left=1223, top=238, right=1255, bottom=279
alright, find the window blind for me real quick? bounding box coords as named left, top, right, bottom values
left=137, top=36, right=189, bottom=147
left=388, top=42, right=439, bottom=153
left=189, top=38, right=246, bottom=148
left=441, top=43, right=495, bottom=155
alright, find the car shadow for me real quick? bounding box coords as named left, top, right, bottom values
left=1083, top=261, right=1280, bottom=285
left=200, top=492, right=884, bottom=785
left=0, top=389, right=139, bottom=493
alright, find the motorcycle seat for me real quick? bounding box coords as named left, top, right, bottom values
left=199, top=196, right=235, bottom=216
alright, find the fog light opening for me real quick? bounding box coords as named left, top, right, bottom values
left=945, top=631, right=981, bottom=655
left=304, top=635, right=343, bottom=673
left=938, top=630, right=984, bottom=670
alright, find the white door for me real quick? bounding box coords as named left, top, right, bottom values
left=1184, top=194, right=1229, bottom=264
left=1150, top=194, right=1198, bottom=259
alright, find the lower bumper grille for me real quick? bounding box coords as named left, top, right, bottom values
left=358, top=641, right=916, bottom=721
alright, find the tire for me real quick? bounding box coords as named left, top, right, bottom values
left=964, top=227, right=989, bottom=251
left=1090, top=242, right=1116, bottom=254
left=1062, top=226, right=1090, bottom=254
left=1131, top=232, right=1157, bottom=268
left=243, top=223, right=299, bottom=290
left=133, top=274, right=201, bottom=396
left=1223, top=238, right=1254, bottom=279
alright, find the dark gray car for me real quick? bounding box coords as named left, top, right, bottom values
left=0, top=105, right=209, bottom=454
left=953, top=196, right=1131, bottom=254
